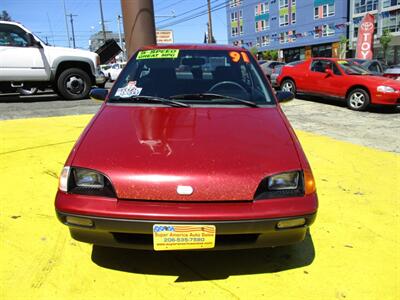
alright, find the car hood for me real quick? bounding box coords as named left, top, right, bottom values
left=72, top=105, right=301, bottom=201
left=356, top=75, right=400, bottom=88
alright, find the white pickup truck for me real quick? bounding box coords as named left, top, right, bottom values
left=0, top=21, right=106, bottom=99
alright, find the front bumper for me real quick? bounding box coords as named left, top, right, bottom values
left=95, top=69, right=107, bottom=85
left=373, top=91, right=400, bottom=105
left=55, top=191, right=318, bottom=250
left=57, top=211, right=317, bottom=250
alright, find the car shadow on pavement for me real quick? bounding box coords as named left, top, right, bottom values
left=91, top=231, right=315, bottom=282
left=296, top=95, right=400, bottom=114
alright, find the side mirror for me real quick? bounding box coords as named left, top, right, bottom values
left=27, top=33, right=42, bottom=48
left=276, top=91, right=294, bottom=103
left=325, top=68, right=334, bottom=76
left=90, top=88, right=108, bottom=101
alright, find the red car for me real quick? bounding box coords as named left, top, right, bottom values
left=55, top=44, right=317, bottom=251
left=277, top=58, right=400, bottom=111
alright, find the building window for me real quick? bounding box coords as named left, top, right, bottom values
left=279, top=0, right=289, bottom=8
left=322, top=24, right=335, bottom=37
left=255, top=2, right=270, bottom=15
left=292, top=12, right=296, bottom=24
left=230, top=0, right=243, bottom=8
left=292, top=0, right=296, bottom=5
left=382, top=9, right=400, bottom=33
left=230, top=10, right=243, bottom=37
left=279, top=14, right=289, bottom=26
left=256, top=35, right=270, bottom=47
left=354, top=0, right=378, bottom=14
left=383, top=0, right=400, bottom=8
left=280, top=30, right=296, bottom=44
left=315, top=4, right=335, bottom=19
left=255, top=19, right=269, bottom=32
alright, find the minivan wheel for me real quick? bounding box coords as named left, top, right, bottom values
left=281, top=79, right=296, bottom=95
left=57, top=68, right=91, bottom=100
left=346, top=88, right=370, bottom=111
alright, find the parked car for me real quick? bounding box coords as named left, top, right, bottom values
left=0, top=21, right=106, bottom=99
left=55, top=44, right=318, bottom=251
left=107, top=62, right=127, bottom=81
left=271, top=61, right=303, bottom=88
left=347, top=58, right=389, bottom=76
left=277, top=58, right=400, bottom=111
left=260, top=60, right=285, bottom=81
left=383, top=64, right=400, bottom=81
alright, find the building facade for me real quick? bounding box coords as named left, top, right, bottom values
left=226, top=0, right=348, bottom=62
left=349, top=0, right=400, bottom=64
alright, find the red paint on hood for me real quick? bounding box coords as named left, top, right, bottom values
left=71, top=105, right=301, bottom=201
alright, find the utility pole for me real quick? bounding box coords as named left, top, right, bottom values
left=67, top=13, right=77, bottom=48
left=99, top=0, right=107, bottom=42
left=63, top=0, right=71, bottom=47
left=207, top=0, right=214, bottom=43
left=120, top=0, right=156, bottom=58
left=117, top=15, right=125, bottom=59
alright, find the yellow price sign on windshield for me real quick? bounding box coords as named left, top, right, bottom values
left=137, top=49, right=180, bottom=60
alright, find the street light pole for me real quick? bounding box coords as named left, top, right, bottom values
left=207, top=0, right=214, bottom=43
left=117, top=15, right=125, bottom=59
left=99, top=0, right=107, bottom=41
left=63, top=0, right=71, bottom=47
left=120, top=0, right=156, bottom=58
left=67, top=14, right=77, bottom=48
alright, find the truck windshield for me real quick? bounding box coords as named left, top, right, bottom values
left=108, top=49, right=274, bottom=106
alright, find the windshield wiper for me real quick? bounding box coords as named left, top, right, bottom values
left=170, top=93, right=259, bottom=108
left=111, top=95, right=190, bottom=107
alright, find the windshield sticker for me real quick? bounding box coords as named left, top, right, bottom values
left=229, top=51, right=241, bottom=62
left=115, top=81, right=142, bottom=98
left=137, top=49, right=180, bottom=60
left=241, top=52, right=250, bottom=63
left=337, top=60, right=348, bottom=64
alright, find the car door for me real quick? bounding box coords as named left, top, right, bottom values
left=0, top=23, right=47, bottom=81
left=316, top=61, right=345, bottom=98
left=305, top=59, right=327, bottom=94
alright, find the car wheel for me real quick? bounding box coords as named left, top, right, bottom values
left=17, top=87, right=38, bottom=95
left=346, top=88, right=370, bottom=111
left=57, top=68, right=91, bottom=100
left=281, top=79, right=296, bottom=95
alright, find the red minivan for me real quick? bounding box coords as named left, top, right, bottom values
left=55, top=44, right=317, bottom=251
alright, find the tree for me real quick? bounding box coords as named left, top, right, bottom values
left=0, top=10, right=12, bottom=21
left=380, top=29, right=392, bottom=64
left=261, top=50, right=278, bottom=60
left=249, top=46, right=259, bottom=58
left=339, top=35, right=348, bottom=59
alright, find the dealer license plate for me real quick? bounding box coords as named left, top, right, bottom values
left=153, top=224, right=216, bottom=251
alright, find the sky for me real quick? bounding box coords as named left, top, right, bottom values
left=1, top=0, right=229, bottom=49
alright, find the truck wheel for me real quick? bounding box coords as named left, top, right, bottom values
left=57, top=68, right=91, bottom=100
left=281, top=79, right=296, bottom=95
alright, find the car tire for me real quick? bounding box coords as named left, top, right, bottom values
left=346, top=88, right=370, bottom=111
left=280, top=79, right=296, bottom=95
left=57, top=68, right=92, bottom=100
left=17, top=87, right=38, bottom=96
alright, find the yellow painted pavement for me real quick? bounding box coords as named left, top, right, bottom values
left=0, top=114, right=399, bottom=300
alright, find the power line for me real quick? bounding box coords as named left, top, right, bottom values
left=156, top=0, right=222, bottom=25
left=158, top=0, right=229, bottom=29
left=157, top=0, right=188, bottom=12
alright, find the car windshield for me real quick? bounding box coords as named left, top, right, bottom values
left=108, top=49, right=274, bottom=105
left=337, top=60, right=371, bottom=75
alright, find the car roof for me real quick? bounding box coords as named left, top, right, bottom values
left=140, top=44, right=247, bottom=52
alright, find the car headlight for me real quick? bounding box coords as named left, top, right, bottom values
left=267, top=171, right=299, bottom=190
left=377, top=86, right=395, bottom=93
left=254, top=170, right=316, bottom=199
left=73, top=168, right=105, bottom=188
left=58, top=166, right=116, bottom=197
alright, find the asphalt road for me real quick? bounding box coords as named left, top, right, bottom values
left=1, top=90, right=399, bottom=153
